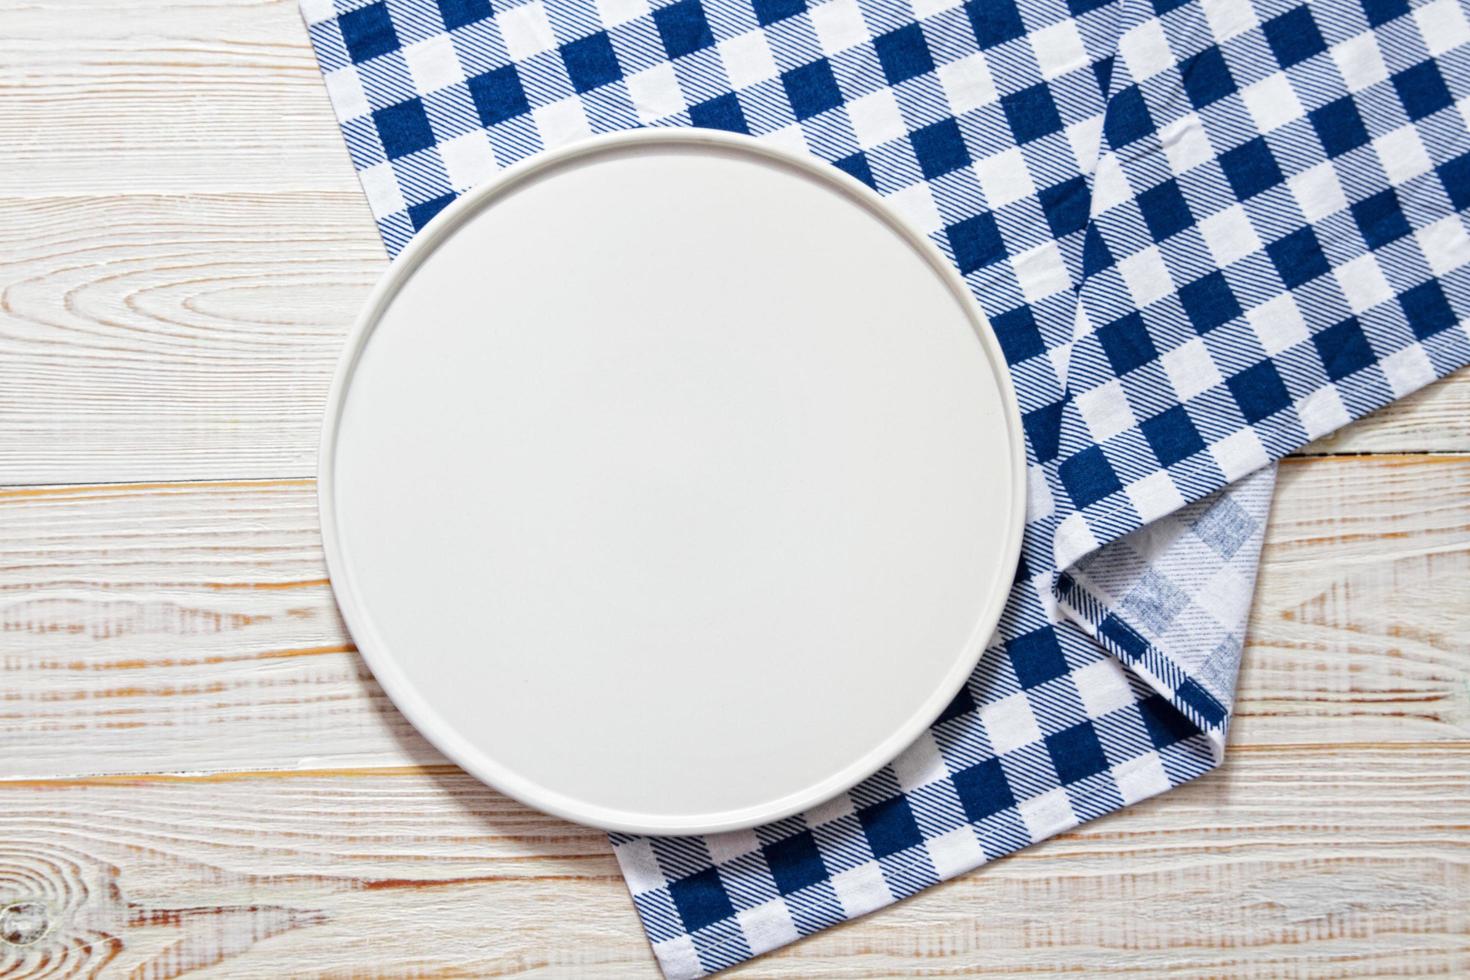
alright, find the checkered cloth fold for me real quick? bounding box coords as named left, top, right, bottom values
left=301, top=0, right=1470, bottom=973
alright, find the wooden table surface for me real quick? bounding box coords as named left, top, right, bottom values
left=2, top=1, right=1467, bottom=976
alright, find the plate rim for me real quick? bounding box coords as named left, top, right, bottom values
left=318, top=128, right=1027, bottom=835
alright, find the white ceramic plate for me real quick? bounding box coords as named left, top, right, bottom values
left=320, top=129, right=1024, bottom=835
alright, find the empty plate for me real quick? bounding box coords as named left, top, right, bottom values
left=319, top=129, right=1024, bottom=834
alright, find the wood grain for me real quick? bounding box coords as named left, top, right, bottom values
left=0, top=745, right=1465, bottom=977
left=0, top=191, right=381, bottom=484
left=0, top=0, right=361, bottom=198
left=0, top=480, right=439, bottom=778
left=2, top=455, right=1466, bottom=774
left=1233, top=455, right=1470, bottom=746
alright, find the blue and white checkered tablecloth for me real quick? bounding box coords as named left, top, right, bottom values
left=301, top=0, right=1470, bottom=973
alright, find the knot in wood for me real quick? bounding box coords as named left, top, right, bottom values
left=0, top=901, right=52, bottom=947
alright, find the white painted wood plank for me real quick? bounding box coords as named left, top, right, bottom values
left=1232, top=455, right=1470, bottom=745
left=0, top=0, right=360, bottom=197
left=0, top=481, right=441, bottom=777
left=1, top=455, right=1466, bottom=779
left=0, top=744, right=1465, bottom=977
left=0, top=193, right=382, bottom=483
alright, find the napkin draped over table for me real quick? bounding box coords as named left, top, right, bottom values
left=301, top=0, right=1470, bottom=973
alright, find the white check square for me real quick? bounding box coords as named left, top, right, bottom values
left=1032, top=20, right=1089, bottom=81
left=1161, top=337, right=1222, bottom=402
left=1331, top=31, right=1387, bottom=94
left=626, top=63, right=685, bottom=123
left=1126, top=469, right=1188, bottom=524
left=846, top=88, right=906, bottom=149
left=1246, top=292, right=1309, bottom=356
left=938, top=53, right=997, bottom=114
left=1076, top=379, right=1136, bottom=442
left=1017, top=788, right=1078, bottom=841
left=1073, top=657, right=1137, bottom=719
left=979, top=692, right=1043, bottom=755
left=1200, top=202, right=1262, bottom=268
left=404, top=35, right=464, bottom=94
left=1335, top=253, right=1394, bottom=313
left=439, top=129, right=498, bottom=189
left=720, top=30, right=779, bottom=89
left=1240, top=73, right=1304, bottom=134
left=810, top=0, right=869, bottom=57
left=975, top=147, right=1036, bottom=207
left=832, top=862, right=891, bottom=917
left=926, top=827, right=986, bottom=879
left=1112, top=752, right=1171, bottom=805
left=737, top=900, right=800, bottom=954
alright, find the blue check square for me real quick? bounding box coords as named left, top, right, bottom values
left=563, top=32, right=622, bottom=93
left=1141, top=406, right=1205, bottom=467
left=690, top=93, right=748, bottom=132
left=437, top=0, right=489, bottom=30
left=912, top=117, right=971, bottom=178
left=1352, top=189, right=1412, bottom=249
left=408, top=192, right=455, bottom=230
left=948, top=212, right=1006, bottom=275
left=953, top=759, right=1016, bottom=821
left=834, top=151, right=876, bottom=186
left=875, top=24, right=936, bottom=86
left=988, top=303, right=1044, bottom=360
left=1061, top=444, right=1123, bottom=508
left=1311, top=97, right=1371, bottom=158
left=1267, top=226, right=1330, bottom=289
left=1362, top=0, right=1410, bottom=26
left=1023, top=399, right=1066, bottom=463
left=1439, top=152, right=1470, bottom=209
left=763, top=831, right=828, bottom=895
left=783, top=59, right=843, bottom=120
left=1314, top=317, right=1376, bottom=381
left=1218, top=137, right=1284, bottom=201
left=373, top=98, right=435, bottom=158
left=1179, top=46, right=1235, bottom=110
left=668, top=868, right=736, bottom=934
left=469, top=66, right=530, bottom=126
left=1008, top=627, right=1070, bottom=689
left=1046, top=722, right=1110, bottom=784
left=1393, top=62, right=1454, bottom=122
left=340, top=2, right=399, bottom=64
left=655, top=0, right=716, bottom=59
left=753, top=0, right=804, bottom=26
left=1179, top=271, right=1242, bottom=333
left=1105, top=85, right=1152, bottom=148
left=1039, top=176, right=1090, bottom=238
left=1136, top=178, right=1194, bottom=242
left=1262, top=7, right=1326, bottom=69
left=1400, top=280, right=1458, bottom=339
left=1139, top=694, right=1197, bottom=749
left=1227, top=360, right=1293, bottom=423
left=1097, top=312, right=1158, bottom=376
left=1002, top=83, right=1064, bottom=143
left=966, top=0, right=1026, bottom=49
left=857, top=797, right=923, bottom=858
